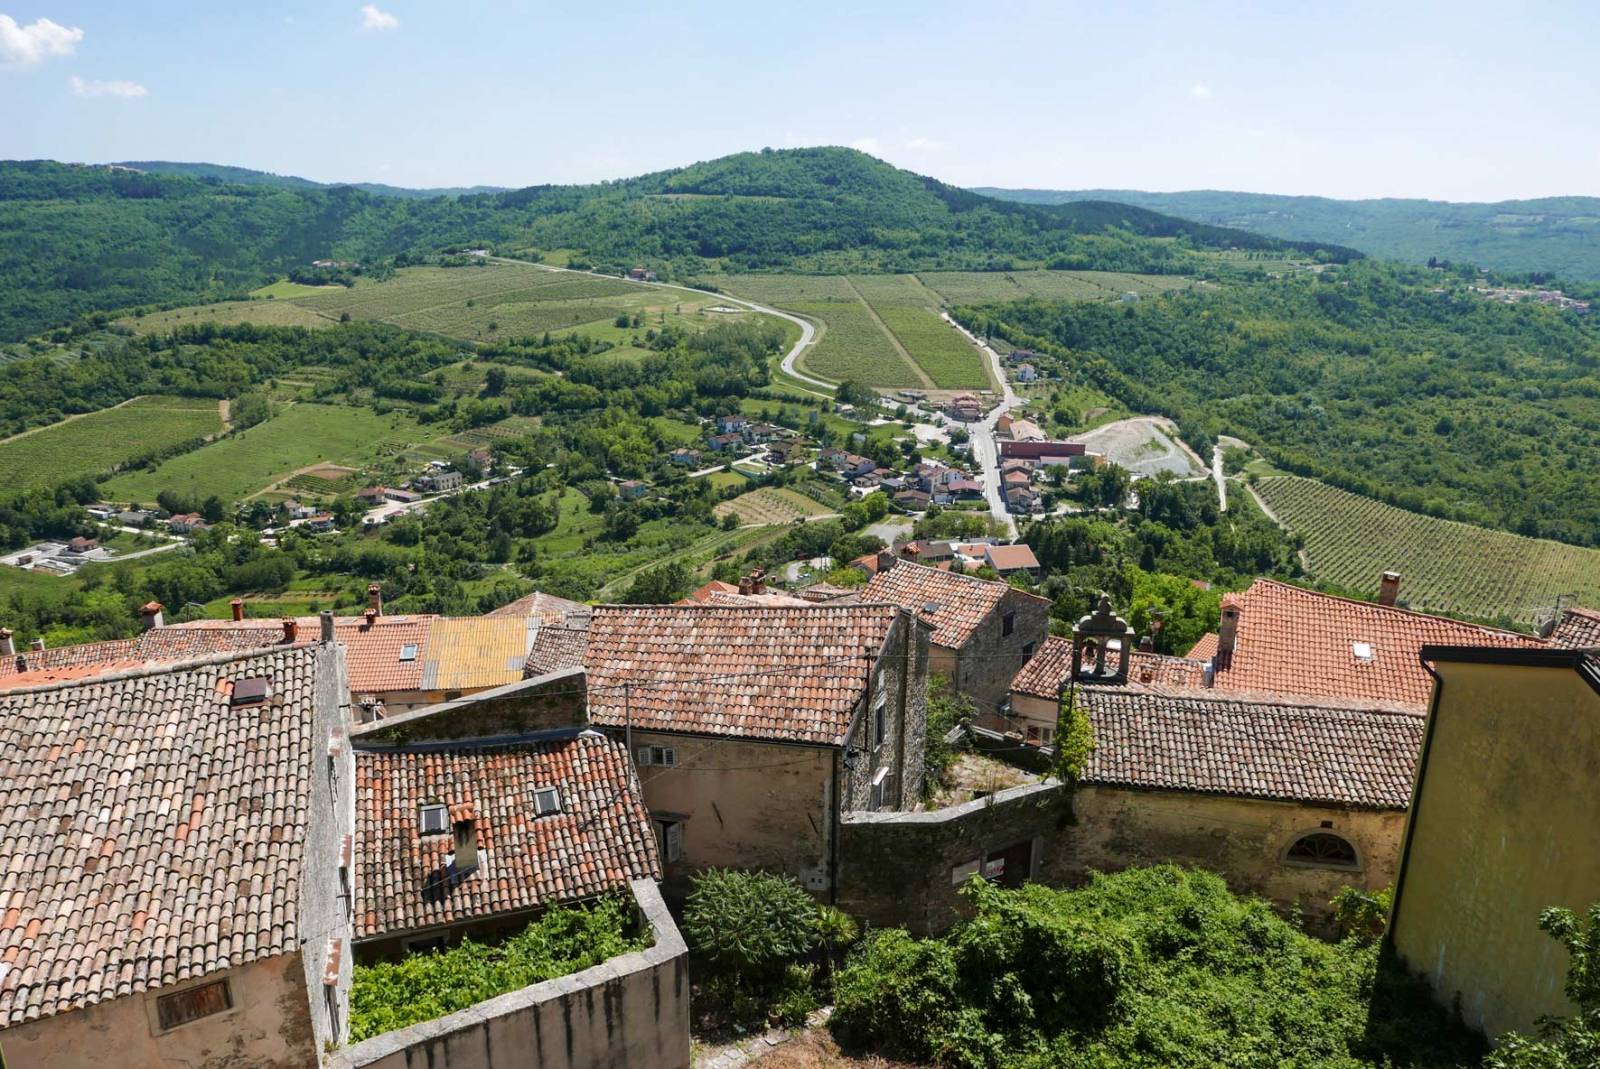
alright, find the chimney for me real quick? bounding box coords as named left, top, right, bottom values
left=363, top=608, right=378, bottom=628
left=738, top=576, right=754, bottom=596
left=876, top=549, right=896, bottom=574
left=367, top=583, right=382, bottom=616
left=750, top=568, right=766, bottom=595
left=1378, top=571, right=1401, bottom=607
left=139, top=601, right=164, bottom=631
left=1217, top=593, right=1243, bottom=660
left=29, top=637, right=45, bottom=652
left=451, top=803, right=479, bottom=873
left=0, top=629, right=13, bottom=657
left=1138, top=635, right=1154, bottom=652
left=320, top=610, right=335, bottom=644
left=282, top=617, right=299, bottom=644
left=230, top=598, right=245, bottom=622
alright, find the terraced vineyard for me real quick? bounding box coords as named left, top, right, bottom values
left=0, top=396, right=223, bottom=491
left=713, top=487, right=838, bottom=526
left=1254, top=476, right=1600, bottom=624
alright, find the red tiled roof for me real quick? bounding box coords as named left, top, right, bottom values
left=984, top=544, right=1040, bottom=571
left=0, top=627, right=295, bottom=688
left=1079, top=684, right=1425, bottom=809
left=1185, top=632, right=1220, bottom=661
left=486, top=589, right=587, bottom=623
left=1207, top=579, right=1542, bottom=707
left=524, top=625, right=592, bottom=678
left=705, top=591, right=812, bottom=607
left=354, top=733, right=659, bottom=940
left=1009, top=635, right=1206, bottom=699
left=681, top=580, right=740, bottom=604
left=0, top=645, right=337, bottom=1026
left=1548, top=606, right=1600, bottom=649
left=178, top=616, right=435, bottom=693
left=862, top=562, right=1045, bottom=648
left=583, top=604, right=900, bottom=745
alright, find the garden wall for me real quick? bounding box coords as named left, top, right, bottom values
left=330, top=880, right=690, bottom=1069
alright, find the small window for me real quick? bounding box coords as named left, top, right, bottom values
left=399, top=644, right=418, bottom=662
left=653, top=818, right=683, bottom=862
left=1286, top=832, right=1358, bottom=869
left=533, top=787, right=562, bottom=815
left=418, top=803, right=449, bottom=835
left=873, top=702, right=887, bottom=749
left=869, top=766, right=889, bottom=811
left=1002, top=611, right=1016, bottom=637
left=1351, top=641, right=1374, bottom=663
left=637, top=746, right=676, bottom=768
left=156, top=979, right=231, bottom=1032
left=1022, top=642, right=1034, bottom=660
left=230, top=677, right=269, bottom=707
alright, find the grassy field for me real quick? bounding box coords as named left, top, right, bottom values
left=0, top=396, right=223, bottom=491
left=713, top=487, right=838, bottom=526
left=122, top=299, right=334, bottom=334
left=251, top=280, right=341, bottom=299
left=103, top=403, right=434, bottom=505
left=792, top=300, right=923, bottom=387
left=1253, top=475, right=1600, bottom=625
left=918, top=270, right=1188, bottom=305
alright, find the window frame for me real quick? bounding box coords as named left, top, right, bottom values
left=151, top=977, right=233, bottom=1035
left=1282, top=831, right=1360, bottom=870
left=637, top=745, right=677, bottom=768
left=652, top=817, right=684, bottom=863
left=418, top=802, right=449, bottom=836
left=533, top=786, right=562, bottom=816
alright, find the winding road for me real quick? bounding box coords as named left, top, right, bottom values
left=942, top=313, right=1021, bottom=537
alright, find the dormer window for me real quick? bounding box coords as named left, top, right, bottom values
left=418, top=803, right=449, bottom=835
left=533, top=787, right=562, bottom=816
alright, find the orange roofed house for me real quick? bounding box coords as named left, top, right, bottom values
left=578, top=602, right=932, bottom=895
left=862, top=557, right=1049, bottom=713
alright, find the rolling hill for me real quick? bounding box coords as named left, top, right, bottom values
left=976, top=186, right=1600, bottom=281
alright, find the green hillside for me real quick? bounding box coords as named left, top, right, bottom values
left=977, top=186, right=1600, bottom=281
left=115, top=160, right=508, bottom=198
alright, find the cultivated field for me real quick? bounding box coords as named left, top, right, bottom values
left=1253, top=476, right=1600, bottom=625
left=713, top=487, right=838, bottom=526
left=122, top=299, right=335, bottom=334
left=103, top=403, right=434, bottom=505
left=790, top=300, right=924, bottom=387
left=873, top=305, right=989, bottom=389
left=918, top=270, right=1186, bottom=304
left=0, top=396, right=223, bottom=491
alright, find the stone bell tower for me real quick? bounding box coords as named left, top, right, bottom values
left=1069, top=593, right=1135, bottom=685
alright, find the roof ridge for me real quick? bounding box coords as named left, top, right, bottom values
left=0, top=642, right=323, bottom=698
left=1249, top=578, right=1537, bottom=638
left=1122, top=681, right=1427, bottom=717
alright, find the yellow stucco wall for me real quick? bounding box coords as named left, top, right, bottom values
left=1392, top=661, right=1600, bottom=1038
left=0, top=953, right=316, bottom=1069
left=632, top=731, right=835, bottom=893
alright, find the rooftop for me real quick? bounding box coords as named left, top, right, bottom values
left=583, top=603, right=901, bottom=745
left=1009, top=636, right=1207, bottom=699
left=0, top=626, right=295, bottom=688
left=0, top=645, right=339, bottom=1027
left=354, top=733, right=658, bottom=940
left=1547, top=606, right=1600, bottom=649
left=523, top=624, right=592, bottom=678
left=486, top=589, right=588, bottom=623
left=862, top=561, right=1044, bottom=648
left=1079, top=684, right=1425, bottom=809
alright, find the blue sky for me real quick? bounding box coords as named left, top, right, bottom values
left=2, top=1, right=1597, bottom=200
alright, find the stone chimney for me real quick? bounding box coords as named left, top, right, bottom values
left=363, top=608, right=378, bottom=628
left=320, top=610, right=335, bottom=644
left=1378, top=571, right=1401, bottom=607
left=451, top=803, right=479, bottom=873
left=1216, top=593, right=1244, bottom=661
left=750, top=568, right=766, bottom=595
left=367, top=583, right=382, bottom=616
left=738, top=576, right=754, bottom=596
left=139, top=601, right=164, bottom=631
left=282, top=617, right=299, bottom=644
left=1138, top=635, right=1154, bottom=652
left=230, top=598, right=245, bottom=622
left=29, top=637, right=45, bottom=652
left=0, top=629, right=13, bottom=657
left=876, top=549, right=897, bottom=574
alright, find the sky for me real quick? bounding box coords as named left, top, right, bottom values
left=2, top=1, right=1597, bottom=201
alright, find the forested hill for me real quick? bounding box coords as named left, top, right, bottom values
left=114, top=161, right=508, bottom=199
left=0, top=149, right=1357, bottom=341
left=976, top=186, right=1600, bottom=281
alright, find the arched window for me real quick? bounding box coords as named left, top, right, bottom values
left=1285, top=832, right=1358, bottom=869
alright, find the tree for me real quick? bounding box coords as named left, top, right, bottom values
left=1488, top=902, right=1600, bottom=1068
left=683, top=869, right=818, bottom=987
left=482, top=367, right=507, bottom=396
left=622, top=561, right=692, bottom=604
left=835, top=380, right=877, bottom=407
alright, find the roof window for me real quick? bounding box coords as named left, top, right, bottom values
left=533, top=786, right=562, bottom=816
left=230, top=676, right=270, bottom=706
left=399, top=644, right=418, bottom=662
left=418, top=803, right=449, bottom=835
left=1351, top=642, right=1375, bottom=663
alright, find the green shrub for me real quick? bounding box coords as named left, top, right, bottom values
left=1487, top=903, right=1600, bottom=1069
left=683, top=869, right=819, bottom=982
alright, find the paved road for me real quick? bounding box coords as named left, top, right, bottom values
left=1212, top=444, right=1228, bottom=512
left=943, top=313, right=1020, bottom=537
left=487, top=257, right=831, bottom=397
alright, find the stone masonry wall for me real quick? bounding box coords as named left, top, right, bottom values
left=953, top=588, right=1051, bottom=717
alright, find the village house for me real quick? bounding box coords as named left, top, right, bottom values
left=618, top=479, right=648, bottom=500
left=382, top=487, right=420, bottom=504
left=357, top=486, right=388, bottom=505
left=893, top=488, right=931, bottom=511
left=707, top=432, right=744, bottom=453
left=714, top=413, right=747, bottom=436
left=64, top=536, right=97, bottom=554
left=468, top=447, right=494, bottom=473
left=999, top=439, right=1087, bottom=465
left=979, top=542, right=1040, bottom=579
left=578, top=602, right=932, bottom=896
left=1005, top=485, right=1037, bottom=513
left=626, top=266, right=657, bottom=282
left=283, top=499, right=317, bottom=520
left=1014, top=363, right=1038, bottom=382
left=166, top=512, right=208, bottom=534
left=669, top=447, right=701, bottom=466
left=306, top=512, right=337, bottom=533
left=0, top=643, right=353, bottom=1068
left=486, top=587, right=588, bottom=624
left=862, top=557, right=1050, bottom=713
left=414, top=469, right=464, bottom=494
left=944, top=393, right=984, bottom=422
left=1390, top=644, right=1600, bottom=1039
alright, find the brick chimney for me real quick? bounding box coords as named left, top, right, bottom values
left=230, top=598, right=245, bottom=622
left=750, top=568, right=766, bottom=595
left=363, top=608, right=378, bottom=628
left=282, top=617, right=299, bottom=644
left=367, top=583, right=382, bottom=616
left=1216, top=593, right=1243, bottom=661
left=451, top=803, right=479, bottom=873
left=1378, top=571, right=1401, bottom=607
left=876, top=549, right=896, bottom=574
left=738, top=576, right=754, bottom=596
left=139, top=601, right=164, bottom=631
left=320, top=610, right=335, bottom=644
left=0, top=629, right=13, bottom=657
left=29, top=637, right=45, bottom=652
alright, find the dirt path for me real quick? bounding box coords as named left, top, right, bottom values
left=218, top=398, right=231, bottom=429
left=841, top=277, right=936, bottom=389
left=1244, top=480, right=1312, bottom=570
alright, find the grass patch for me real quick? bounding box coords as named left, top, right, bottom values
left=250, top=279, right=340, bottom=299
left=919, top=269, right=1188, bottom=304
left=0, top=396, right=222, bottom=491
left=121, top=299, right=334, bottom=334
left=102, top=403, right=432, bottom=505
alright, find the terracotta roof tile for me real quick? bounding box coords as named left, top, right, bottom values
left=1548, top=606, right=1600, bottom=649
left=1009, top=636, right=1207, bottom=700
left=354, top=734, right=658, bottom=940
left=1185, top=632, right=1220, bottom=662
left=486, top=589, right=588, bottom=623
left=0, top=645, right=335, bottom=1026
left=524, top=625, right=592, bottom=678
left=862, top=562, right=1045, bottom=648
left=1207, top=579, right=1542, bottom=707
left=0, top=628, right=295, bottom=688
left=1079, top=684, right=1424, bottom=809
left=583, top=604, right=900, bottom=745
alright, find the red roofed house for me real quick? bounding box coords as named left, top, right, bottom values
left=581, top=603, right=931, bottom=893
left=862, top=558, right=1050, bottom=713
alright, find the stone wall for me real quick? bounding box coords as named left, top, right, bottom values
left=840, top=612, right=932, bottom=814
left=331, top=880, right=690, bottom=1069
left=353, top=669, right=587, bottom=745
left=952, top=588, right=1051, bottom=716
left=304, top=641, right=356, bottom=1050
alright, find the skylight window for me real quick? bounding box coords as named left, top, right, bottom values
left=230, top=676, right=270, bottom=706
left=418, top=803, right=449, bottom=835
left=399, top=644, right=418, bottom=662
left=1351, top=642, right=1375, bottom=663
left=533, top=787, right=562, bottom=816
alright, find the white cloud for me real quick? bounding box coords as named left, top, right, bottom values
left=905, top=136, right=946, bottom=151
left=0, top=14, right=83, bottom=67
left=1190, top=82, right=1213, bottom=100
left=70, top=75, right=147, bottom=98
left=850, top=137, right=883, bottom=156
left=360, top=4, right=399, bottom=31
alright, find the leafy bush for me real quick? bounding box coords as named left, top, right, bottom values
left=683, top=869, right=819, bottom=984
left=924, top=675, right=973, bottom=795
left=831, top=866, right=1483, bottom=1069
left=1487, top=903, right=1600, bottom=1069
left=348, top=895, right=646, bottom=1042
